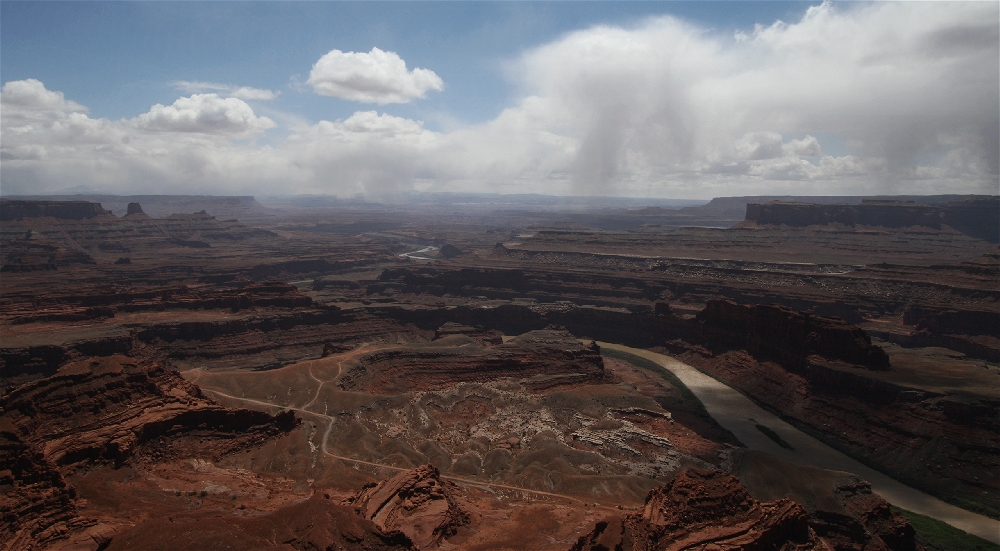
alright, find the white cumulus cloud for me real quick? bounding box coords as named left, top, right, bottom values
left=307, top=47, right=444, bottom=104
left=132, top=94, right=275, bottom=135
left=1, top=78, right=88, bottom=123
left=172, top=81, right=280, bottom=101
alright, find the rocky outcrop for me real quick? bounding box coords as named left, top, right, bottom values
left=907, top=332, right=1000, bottom=363
left=0, top=422, right=97, bottom=551
left=0, top=355, right=300, bottom=550
left=697, top=300, right=890, bottom=370
left=729, top=449, right=917, bottom=551
left=122, top=202, right=152, bottom=221
left=339, top=328, right=606, bottom=394
left=1, top=355, right=298, bottom=468
left=571, top=469, right=814, bottom=551
left=351, top=465, right=469, bottom=549
left=834, top=477, right=917, bottom=551
left=0, top=200, right=111, bottom=221
left=0, top=335, right=136, bottom=392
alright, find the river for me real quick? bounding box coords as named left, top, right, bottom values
left=598, top=342, right=1000, bottom=544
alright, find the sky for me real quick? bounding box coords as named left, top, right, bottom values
left=1, top=1, right=998, bottom=200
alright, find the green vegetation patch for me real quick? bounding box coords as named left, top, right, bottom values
left=892, top=506, right=1000, bottom=551
left=754, top=424, right=794, bottom=450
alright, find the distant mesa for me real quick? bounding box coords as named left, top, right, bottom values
left=0, top=199, right=111, bottom=221
left=114, top=257, right=131, bottom=265
left=4, top=194, right=267, bottom=222
left=744, top=197, right=1000, bottom=242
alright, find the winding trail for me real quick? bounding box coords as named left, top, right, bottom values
left=597, top=342, right=1000, bottom=544
left=191, top=364, right=615, bottom=511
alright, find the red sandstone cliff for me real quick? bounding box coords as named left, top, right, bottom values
left=571, top=469, right=814, bottom=551
left=0, top=355, right=299, bottom=550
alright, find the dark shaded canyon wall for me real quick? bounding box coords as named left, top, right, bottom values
left=903, top=305, right=1000, bottom=338
left=941, top=198, right=1000, bottom=243
left=372, top=299, right=888, bottom=372
left=745, top=201, right=941, bottom=228
left=696, top=300, right=890, bottom=371
left=369, top=302, right=696, bottom=350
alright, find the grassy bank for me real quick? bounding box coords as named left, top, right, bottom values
left=893, top=506, right=1000, bottom=551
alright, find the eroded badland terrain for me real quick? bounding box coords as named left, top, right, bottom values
left=1, top=194, right=998, bottom=551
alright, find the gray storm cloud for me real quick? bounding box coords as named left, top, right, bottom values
left=514, top=1, right=998, bottom=195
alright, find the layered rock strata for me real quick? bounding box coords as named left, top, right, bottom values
left=571, top=469, right=815, bottom=551
left=0, top=423, right=99, bottom=551
left=1, top=355, right=298, bottom=468
left=0, top=355, right=299, bottom=550
left=339, top=328, right=605, bottom=394
left=351, top=464, right=470, bottom=549
left=729, top=449, right=917, bottom=551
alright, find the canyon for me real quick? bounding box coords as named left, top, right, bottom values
left=1, top=195, right=997, bottom=550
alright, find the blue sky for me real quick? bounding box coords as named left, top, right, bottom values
left=1, top=1, right=997, bottom=199
left=2, top=2, right=813, bottom=128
